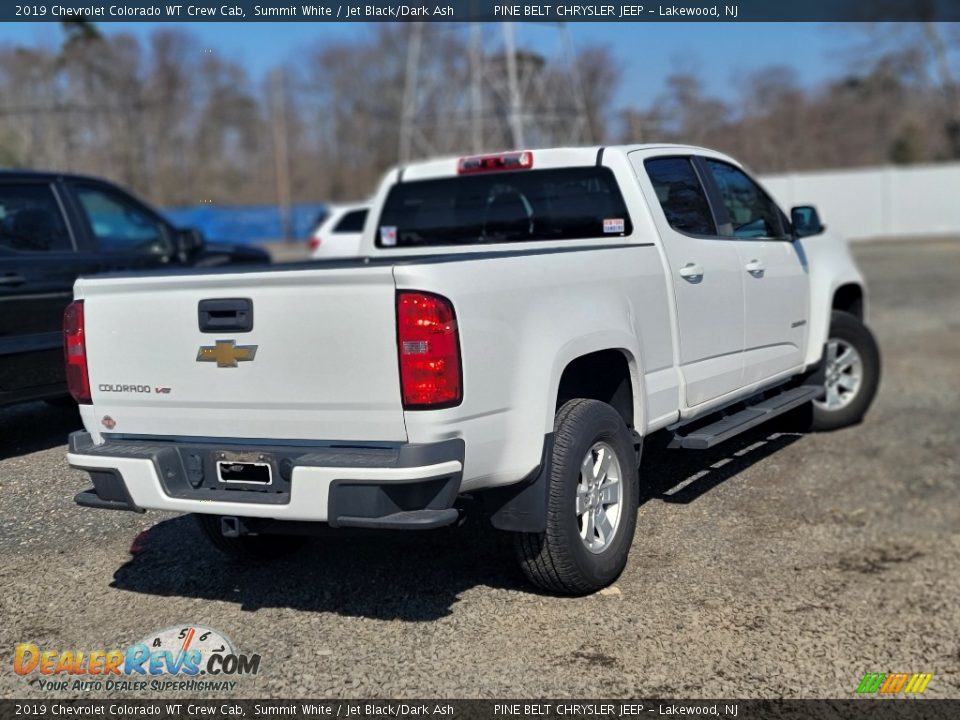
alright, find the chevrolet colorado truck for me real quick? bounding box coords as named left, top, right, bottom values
left=65, top=145, right=880, bottom=594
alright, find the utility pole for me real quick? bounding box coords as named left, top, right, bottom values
left=400, top=23, right=424, bottom=163
left=469, top=23, right=484, bottom=153
left=399, top=22, right=590, bottom=162
left=269, top=68, right=293, bottom=242
left=503, top=22, right=525, bottom=149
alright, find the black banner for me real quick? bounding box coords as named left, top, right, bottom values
left=4, top=0, right=960, bottom=23
left=1, top=700, right=958, bottom=720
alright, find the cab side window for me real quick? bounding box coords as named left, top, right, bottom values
left=0, top=183, right=72, bottom=253
left=74, top=184, right=170, bottom=254
left=644, top=157, right=716, bottom=236
left=704, top=160, right=785, bottom=239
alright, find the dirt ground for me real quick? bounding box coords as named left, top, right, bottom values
left=1, top=240, right=958, bottom=699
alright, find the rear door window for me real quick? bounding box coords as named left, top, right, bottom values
left=643, top=157, right=717, bottom=236
left=0, top=183, right=73, bottom=253
left=334, top=209, right=368, bottom=233
left=376, top=167, right=632, bottom=247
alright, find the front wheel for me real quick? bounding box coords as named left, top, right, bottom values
left=514, top=399, right=639, bottom=595
left=808, top=310, right=881, bottom=431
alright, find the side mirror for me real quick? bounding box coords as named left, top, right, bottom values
left=176, top=227, right=206, bottom=263
left=791, top=205, right=825, bottom=238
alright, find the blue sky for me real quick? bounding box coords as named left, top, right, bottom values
left=0, top=22, right=858, bottom=108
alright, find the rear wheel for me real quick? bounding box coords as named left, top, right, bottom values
left=194, top=514, right=306, bottom=560
left=807, top=311, right=881, bottom=431
left=514, top=399, right=639, bottom=595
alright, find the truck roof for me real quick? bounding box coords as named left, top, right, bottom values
left=398, top=144, right=741, bottom=182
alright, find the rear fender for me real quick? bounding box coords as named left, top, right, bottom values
left=547, top=334, right=645, bottom=433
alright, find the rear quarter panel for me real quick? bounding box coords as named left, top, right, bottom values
left=394, top=241, right=674, bottom=492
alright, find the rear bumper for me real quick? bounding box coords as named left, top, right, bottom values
left=68, top=432, right=464, bottom=528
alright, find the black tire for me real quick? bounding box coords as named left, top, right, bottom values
left=514, top=399, right=639, bottom=595
left=193, top=514, right=306, bottom=561
left=806, top=310, right=881, bottom=431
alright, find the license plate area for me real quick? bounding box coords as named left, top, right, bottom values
left=154, top=446, right=291, bottom=503
left=216, top=457, right=273, bottom=485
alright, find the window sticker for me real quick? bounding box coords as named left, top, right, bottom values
left=380, top=226, right=398, bottom=246
left=603, top=218, right=625, bottom=234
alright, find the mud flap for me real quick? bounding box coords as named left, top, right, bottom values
left=485, top=434, right=554, bottom=533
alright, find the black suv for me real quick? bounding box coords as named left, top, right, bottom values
left=0, top=171, right=269, bottom=406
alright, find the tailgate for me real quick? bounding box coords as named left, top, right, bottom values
left=77, top=266, right=406, bottom=443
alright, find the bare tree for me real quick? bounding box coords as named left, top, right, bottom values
left=4, top=21, right=958, bottom=214
left=575, top=47, right=620, bottom=143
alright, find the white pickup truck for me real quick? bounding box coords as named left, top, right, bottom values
left=65, top=145, right=880, bottom=594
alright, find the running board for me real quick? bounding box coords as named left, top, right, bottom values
left=670, top=385, right=821, bottom=450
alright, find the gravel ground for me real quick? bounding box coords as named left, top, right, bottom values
left=0, top=240, right=958, bottom=700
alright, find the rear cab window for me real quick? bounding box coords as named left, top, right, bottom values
left=376, top=167, right=632, bottom=248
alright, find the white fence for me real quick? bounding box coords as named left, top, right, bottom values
left=759, top=162, right=960, bottom=241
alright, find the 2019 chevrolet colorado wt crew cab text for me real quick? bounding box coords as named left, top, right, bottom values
left=65, top=145, right=880, bottom=594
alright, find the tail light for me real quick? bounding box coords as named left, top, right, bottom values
left=307, top=235, right=322, bottom=251
left=63, top=300, right=91, bottom=404
left=396, top=291, right=462, bottom=408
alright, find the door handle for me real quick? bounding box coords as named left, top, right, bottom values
left=0, top=274, right=26, bottom=287
left=679, top=263, right=704, bottom=281
left=745, top=259, right=765, bottom=276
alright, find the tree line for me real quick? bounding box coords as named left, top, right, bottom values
left=1, top=22, right=958, bottom=208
